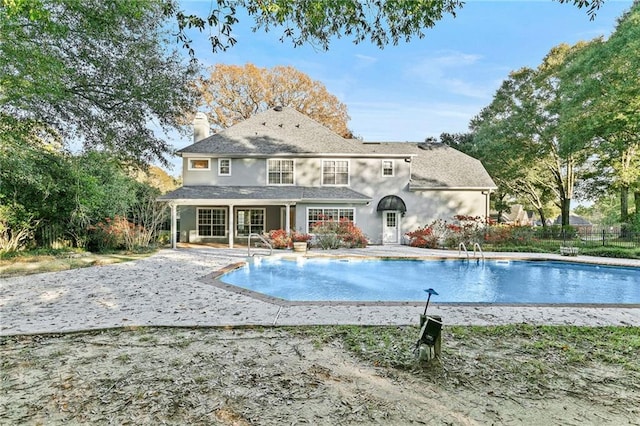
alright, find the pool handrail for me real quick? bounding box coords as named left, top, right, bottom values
left=473, top=243, right=484, bottom=260
left=248, top=233, right=273, bottom=257
left=458, top=242, right=469, bottom=259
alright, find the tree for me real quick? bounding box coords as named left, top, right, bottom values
left=167, top=0, right=607, bottom=56
left=134, top=166, right=180, bottom=194
left=557, top=2, right=640, bottom=223
left=195, top=63, right=352, bottom=137
left=1, top=0, right=197, bottom=165
left=470, top=42, right=593, bottom=227
left=1, top=0, right=611, bottom=164
left=438, top=132, right=478, bottom=157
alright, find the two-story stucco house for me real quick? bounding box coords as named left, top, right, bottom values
left=160, top=106, right=496, bottom=248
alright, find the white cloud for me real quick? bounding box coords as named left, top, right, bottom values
left=405, top=51, right=493, bottom=99
left=354, top=54, right=378, bottom=66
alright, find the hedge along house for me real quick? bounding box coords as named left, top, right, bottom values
left=159, top=107, right=496, bottom=249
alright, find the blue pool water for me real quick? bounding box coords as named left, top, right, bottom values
left=219, top=258, right=640, bottom=304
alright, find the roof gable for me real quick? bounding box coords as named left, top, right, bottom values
left=178, top=107, right=359, bottom=156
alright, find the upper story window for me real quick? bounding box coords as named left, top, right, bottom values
left=218, top=158, right=231, bottom=176
left=188, top=158, right=210, bottom=171
left=382, top=160, right=394, bottom=177
left=268, top=159, right=294, bottom=185
left=322, top=160, right=349, bottom=186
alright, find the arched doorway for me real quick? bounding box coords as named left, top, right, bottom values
left=376, top=195, right=407, bottom=244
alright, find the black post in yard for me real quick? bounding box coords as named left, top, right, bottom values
left=602, top=229, right=606, bottom=247
left=422, top=288, right=438, bottom=316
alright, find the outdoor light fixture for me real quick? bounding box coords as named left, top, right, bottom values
left=422, top=288, right=439, bottom=316
left=415, top=288, right=442, bottom=357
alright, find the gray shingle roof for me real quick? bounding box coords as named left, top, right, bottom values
left=158, top=186, right=371, bottom=202
left=176, top=107, right=496, bottom=189
left=178, top=107, right=365, bottom=156
left=358, top=142, right=496, bottom=188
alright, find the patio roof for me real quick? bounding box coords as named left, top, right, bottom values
left=158, top=185, right=371, bottom=204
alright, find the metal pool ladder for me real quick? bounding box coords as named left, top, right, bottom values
left=459, top=242, right=484, bottom=261
left=473, top=243, right=484, bottom=260
left=458, top=242, right=469, bottom=259
left=248, top=233, right=273, bottom=257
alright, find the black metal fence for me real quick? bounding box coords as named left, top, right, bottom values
left=535, top=227, right=640, bottom=248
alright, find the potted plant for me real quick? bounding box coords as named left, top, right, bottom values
left=291, top=231, right=312, bottom=252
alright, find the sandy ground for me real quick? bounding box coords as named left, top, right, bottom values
left=1, top=246, right=639, bottom=425
left=1, top=327, right=639, bottom=425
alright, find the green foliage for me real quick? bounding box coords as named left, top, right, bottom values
left=298, top=324, right=640, bottom=373
left=168, top=0, right=605, bottom=57
left=1, top=0, right=197, bottom=165
left=556, top=4, right=640, bottom=220
left=472, top=4, right=639, bottom=227
left=0, top=202, right=37, bottom=252
left=407, top=215, right=639, bottom=257
left=0, top=246, right=81, bottom=261
left=0, top=136, right=167, bottom=251
left=579, top=246, right=640, bottom=259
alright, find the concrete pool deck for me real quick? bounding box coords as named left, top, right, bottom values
left=0, top=246, right=638, bottom=336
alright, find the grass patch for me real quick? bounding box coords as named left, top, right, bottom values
left=291, top=324, right=640, bottom=373
left=0, top=250, right=155, bottom=277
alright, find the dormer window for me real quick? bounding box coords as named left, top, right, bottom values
left=188, top=158, right=210, bottom=171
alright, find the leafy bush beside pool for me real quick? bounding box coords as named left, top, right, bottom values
left=311, top=218, right=367, bottom=249
left=406, top=215, right=640, bottom=258
left=267, top=218, right=367, bottom=250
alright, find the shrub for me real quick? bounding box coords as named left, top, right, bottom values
left=405, top=226, right=438, bottom=248
left=337, top=219, right=367, bottom=248
left=580, top=246, right=640, bottom=259
left=311, top=218, right=367, bottom=249
left=268, top=229, right=292, bottom=249
left=0, top=203, right=38, bottom=253
left=87, top=216, right=149, bottom=252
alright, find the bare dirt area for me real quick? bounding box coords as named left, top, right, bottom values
left=2, top=326, right=639, bottom=425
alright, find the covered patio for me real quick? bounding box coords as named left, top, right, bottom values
left=158, top=186, right=371, bottom=249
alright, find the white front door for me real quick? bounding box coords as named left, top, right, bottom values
left=382, top=211, right=399, bottom=244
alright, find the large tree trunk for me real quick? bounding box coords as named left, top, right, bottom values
left=536, top=207, right=547, bottom=228
left=561, top=198, right=571, bottom=227
left=635, top=191, right=640, bottom=223
left=620, top=185, right=629, bottom=222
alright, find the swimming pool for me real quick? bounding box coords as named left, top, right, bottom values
left=219, top=258, right=640, bottom=304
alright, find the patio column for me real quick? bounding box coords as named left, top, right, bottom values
left=285, top=204, right=291, bottom=233
left=228, top=204, right=234, bottom=249
left=483, top=190, right=491, bottom=222
left=170, top=203, right=177, bottom=249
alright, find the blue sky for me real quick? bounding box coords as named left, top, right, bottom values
left=166, top=0, right=632, bottom=172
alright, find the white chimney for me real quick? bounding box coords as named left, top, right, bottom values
left=193, top=112, right=210, bottom=143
